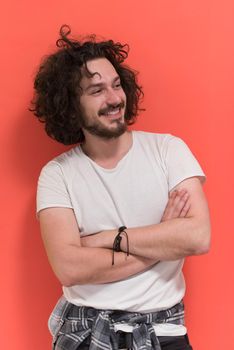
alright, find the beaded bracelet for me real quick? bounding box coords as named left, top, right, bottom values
left=112, top=226, right=129, bottom=265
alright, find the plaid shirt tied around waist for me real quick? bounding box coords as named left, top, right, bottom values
left=50, top=296, right=185, bottom=350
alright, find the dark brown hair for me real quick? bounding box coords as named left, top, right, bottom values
left=30, top=25, right=144, bottom=144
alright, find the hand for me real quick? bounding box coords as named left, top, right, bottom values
left=161, top=189, right=190, bottom=222
left=81, top=189, right=190, bottom=248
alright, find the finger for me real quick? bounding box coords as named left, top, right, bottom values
left=169, top=190, right=177, bottom=201
left=163, top=191, right=178, bottom=217
left=179, top=202, right=191, bottom=217
left=171, top=191, right=189, bottom=216
left=162, top=191, right=188, bottom=221
left=174, top=189, right=187, bottom=198
left=163, top=191, right=177, bottom=215
left=162, top=189, right=189, bottom=221
left=170, top=189, right=178, bottom=197
left=170, top=189, right=187, bottom=207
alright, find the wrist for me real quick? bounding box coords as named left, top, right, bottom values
left=95, top=229, right=116, bottom=249
left=105, top=229, right=117, bottom=248
left=112, top=226, right=129, bottom=265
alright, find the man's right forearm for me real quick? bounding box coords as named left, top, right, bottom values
left=40, top=189, right=190, bottom=288
left=53, top=245, right=157, bottom=287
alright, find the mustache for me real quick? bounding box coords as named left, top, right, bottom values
left=98, top=102, right=125, bottom=116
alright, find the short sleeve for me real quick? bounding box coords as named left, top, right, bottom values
left=36, top=161, right=73, bottom=216
left=163, top=136, right=206, bottom=191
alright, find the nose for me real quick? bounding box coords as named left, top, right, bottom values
left=105, top=88, right=122, bottom=105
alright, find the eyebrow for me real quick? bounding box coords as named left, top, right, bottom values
left=85, top=76, right=120, bottom=92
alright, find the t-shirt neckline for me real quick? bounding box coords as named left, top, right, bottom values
left=77, top=131, right=135, bottom=173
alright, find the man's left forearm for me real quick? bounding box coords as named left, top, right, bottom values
left=81, top=178, right=211, bottom=261
left=82, top=216, right=210, bottom=261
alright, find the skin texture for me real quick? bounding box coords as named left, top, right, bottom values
left=39, top=187, right=194, bottom=285
left=81, top=177, right=210, bottom=261
left=38, top=58, right=211, bottom=286
left=79, top=58, right=127, bottom=140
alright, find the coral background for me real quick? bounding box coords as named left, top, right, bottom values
left=1, top=1, right=233, bottom=349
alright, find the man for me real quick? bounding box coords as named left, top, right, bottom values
left=32, top=25, right=210, bottom=350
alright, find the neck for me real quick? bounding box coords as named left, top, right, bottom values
left=81, top=130, right=133, bottom=165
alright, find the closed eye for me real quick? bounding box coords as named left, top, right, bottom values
left=114, top=82, right=122, bottom=89
left=91, top=89, right=102, bottom=95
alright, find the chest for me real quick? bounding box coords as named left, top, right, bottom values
left=68, top=152, right=169, bottom=235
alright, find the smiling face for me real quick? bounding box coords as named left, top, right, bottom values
left=79, top=58, right=127, bottom=140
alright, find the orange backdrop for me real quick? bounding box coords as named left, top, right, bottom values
left=1, top=1, right=233, bottom=349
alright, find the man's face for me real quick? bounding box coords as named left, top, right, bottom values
left=79, top=58, right=127, bottom=139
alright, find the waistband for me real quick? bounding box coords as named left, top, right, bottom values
left=64, top=300, right=185, bottom=325
left=50, top=297, right=185, bottom=350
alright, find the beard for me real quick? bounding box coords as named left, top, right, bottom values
left=81, top=118, right=127, bottom=139
left=80, top=103, right=127, bottom=139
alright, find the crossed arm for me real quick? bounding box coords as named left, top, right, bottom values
left=39, top=177, right=210, bottom=286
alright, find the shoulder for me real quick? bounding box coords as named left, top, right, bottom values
left=133, top=130, right=184, bottom=152
left=133, top=130, right=178, bottom=142
left=39, top=146, right=81, bottom=177
left=133, top=130, right=204, bottom=169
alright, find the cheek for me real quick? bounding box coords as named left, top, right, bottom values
left=80, top=98, right=100, bottom=115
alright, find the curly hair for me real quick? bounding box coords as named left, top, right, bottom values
left=30, top=25, right=144, bottom=145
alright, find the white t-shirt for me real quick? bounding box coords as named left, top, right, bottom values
left=37, top=131, right=205, bottom=336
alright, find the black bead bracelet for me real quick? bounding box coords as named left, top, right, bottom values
left=112, top=226, right=129, bottom=265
